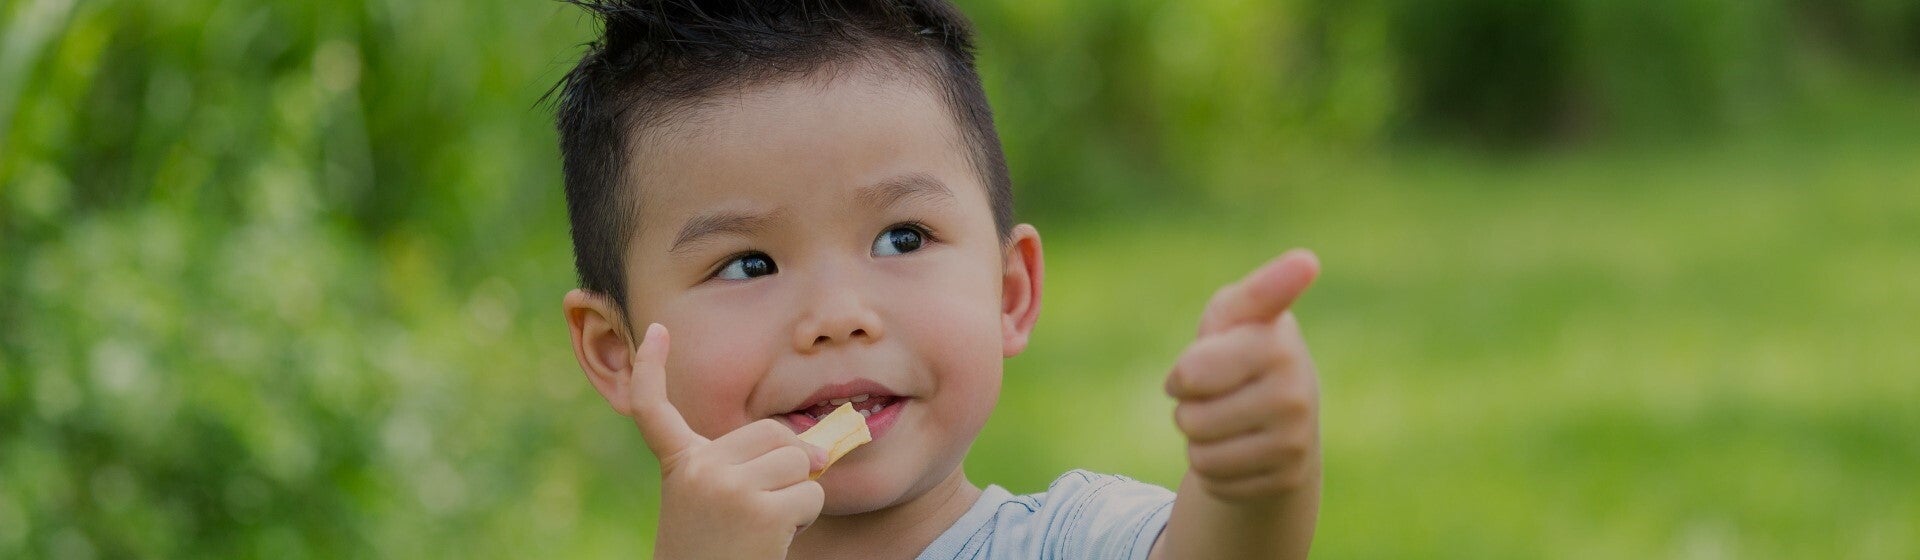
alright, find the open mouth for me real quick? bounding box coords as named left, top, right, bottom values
left=779, top=391, right=909, bottom=440
left=789, top=393, right=900, bottom=421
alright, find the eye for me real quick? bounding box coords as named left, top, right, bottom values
left=871, top=224, right=927, bottom=256
left=714, top=252, right=778, bottom=280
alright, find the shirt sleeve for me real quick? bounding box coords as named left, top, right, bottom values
left=917, top=470, right=1177, bottom=560
left=1028, top=470, right=1177, bottom=560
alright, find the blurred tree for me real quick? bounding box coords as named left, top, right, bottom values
left=1390, top=0, right=1581, bottom=144
left=3, top=0, right=1917, bottom=558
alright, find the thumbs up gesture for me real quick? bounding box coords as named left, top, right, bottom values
left=617, top=323, right=829, bottom=559
left=1165, top=250, right=1323, bottom=501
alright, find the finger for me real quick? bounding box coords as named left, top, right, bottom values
left=764, top=479, right=826, bottom=529
left=735, top=445, right=813, bottom=491
left=1187, top=430, right=1306, bottom=481
left=1164, top=327, right=1285, bottom=400
left=627, top=323, right=705, bottom=459
left=1199, top=470, right=1306, bottom=501
left=712, top=419, right=827, bottom=470
left=1173, top=374, right=1304, bottom=443
left=1198, top=249, right=1320, bottom=337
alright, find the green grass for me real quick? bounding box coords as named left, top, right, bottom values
left=8, top=131, right=1915, bottom=559
left=979, top=135, right=1920, bottom=559
left=7, top=1, right=1919, bottom=555
left=12, top=131, right=1916, bottom=558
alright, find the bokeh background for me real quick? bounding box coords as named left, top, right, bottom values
left=4, top=0, right=1918, bottom=557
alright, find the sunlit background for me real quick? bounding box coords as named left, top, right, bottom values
left=3, top=0, right=1917, bottom=557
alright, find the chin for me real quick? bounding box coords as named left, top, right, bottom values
left=817, top=461, right=921, bottom=515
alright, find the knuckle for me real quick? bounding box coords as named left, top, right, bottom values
left=1246, top=329, right=1286, bottom=363
left=1207, top=286, right=1238, bottom=311
left=1267, top=387, right=1300, bottom=414
left=1165, top=368, right=1189, bottom=397
left=1275, top=392, right=1312, bottom=421
left=676, top=465, right=726, bottom=496
left=741, top=499, right=784, bottom=527
left=1172, top=405, right=1205, bottom=437
left=1174, top=345, right=1212, bottom=380
left=1187, top=446, right=1228, bottom=479
left=1279, top=443, right=1309, bottom=466
left=771, top=445, right=809, bottom=471
left=1240, top=324, right=1277, bottom=345
left=1287, top=398, right=1313, bottom=421
left=769, top=482, right=825, bottom=525
left=1271, top=465, right=1308, bottom=492
left=1176, top=348, right=1229, bottom=389
left=678, top=453, right=716, bottom=478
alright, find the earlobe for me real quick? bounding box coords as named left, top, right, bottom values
left=563, top=289, right=635, bottom=414
left=1000, top=224, right=1044, bottom=358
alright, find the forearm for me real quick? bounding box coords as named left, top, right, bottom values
left=1151, top=455, right=1321, bottom=559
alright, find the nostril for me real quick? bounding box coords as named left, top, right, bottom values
left=850, top=328, right=867, bottom=338
left=814, top=335, right=830, bottom=345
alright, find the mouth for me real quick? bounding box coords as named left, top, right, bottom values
left=788, top=393, right=901, bottom=421
left=777, top=380, right=910, bottom=440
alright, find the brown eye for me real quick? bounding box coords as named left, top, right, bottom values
left=716, top=252, right=777, bottom=280
left=871, top=226, right=924, bottom=256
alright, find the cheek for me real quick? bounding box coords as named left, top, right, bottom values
left=660, top=310, right=781, bottom=438
left=898, top=255, right=1006, bottom=415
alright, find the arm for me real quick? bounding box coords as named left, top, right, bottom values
left=1149, top=250, right=1324, bottom=559
left=1155, top=449, right=1319, bottom=559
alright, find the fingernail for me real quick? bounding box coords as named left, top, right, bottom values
left=808, top=444, right=829, bottom=468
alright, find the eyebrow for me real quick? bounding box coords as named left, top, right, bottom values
left=856, top=172, right=955, bottom=210
left=666, top=173, right=954, bottom=256
left=668, top=209, right=785, bottom=256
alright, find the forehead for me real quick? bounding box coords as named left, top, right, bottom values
left=626, top=65, right=984, bottom=239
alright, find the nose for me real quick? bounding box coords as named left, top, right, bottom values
left=792, top=280, right=884, bottom=353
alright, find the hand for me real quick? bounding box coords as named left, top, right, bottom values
left=1165, top=249, right=1322, bottom=502
left=617, top=323, right=829, bottom=559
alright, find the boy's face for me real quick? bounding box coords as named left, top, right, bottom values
left=583, top=64, right=1041, bottom=514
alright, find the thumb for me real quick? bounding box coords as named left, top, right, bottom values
left=627, top=323, right=705, bottom=460
left=1198, top=249, right=1320, bottom=336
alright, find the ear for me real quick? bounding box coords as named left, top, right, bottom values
left=1000, top=224, right=1044, bottom=357
left=564, top=289, right=636, bottom=415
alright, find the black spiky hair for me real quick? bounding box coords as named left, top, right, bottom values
left=549, top=0, right=1012, bottom=326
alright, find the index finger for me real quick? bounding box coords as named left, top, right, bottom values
left=627, top=323, right=705, bottom=459
left=1198, top=249, right=1320, bottom=336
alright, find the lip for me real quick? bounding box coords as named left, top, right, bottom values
left=774, top=378, right=910, bottom=441
left=780, top=399, right=907, bottom=442
left=792, top=379, right=901, bottom=411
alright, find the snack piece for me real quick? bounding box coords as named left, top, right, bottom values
left=797, top=402, right=872, bottom=479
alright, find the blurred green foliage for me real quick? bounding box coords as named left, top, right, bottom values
left=3, top=0, right=1917, bottom=557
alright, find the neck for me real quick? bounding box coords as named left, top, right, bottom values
left=787, top=467, right=982, bottom=560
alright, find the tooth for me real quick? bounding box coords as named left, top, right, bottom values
left=850, top=394, right=869, bottom=403
left=866, top=405, right=883, bottom=415
left=830, top=397, right=850, bottom=406
left=858, top=408, right=873, bottom=418
left=815, top=401, right=830, bottom=408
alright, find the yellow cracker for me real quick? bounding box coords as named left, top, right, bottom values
left=797, top=402, right=872, bottom=479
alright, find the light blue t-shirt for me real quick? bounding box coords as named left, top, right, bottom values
left=916, top=470, right=1175, bottom=560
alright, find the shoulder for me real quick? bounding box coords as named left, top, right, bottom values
left=918, top=471, right=1175, bottom=560
left=1034, top=470, right=1175, bottom=528
left=1042, top=469, right=1173, bottom=502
